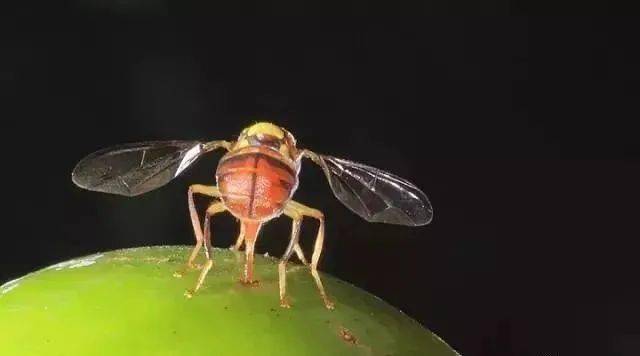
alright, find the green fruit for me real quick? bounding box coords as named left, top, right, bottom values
left=0, top=246, right=460, bottom=356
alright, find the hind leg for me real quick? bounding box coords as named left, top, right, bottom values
left=293, top=244, right=308, bottom=265
left=185, top=201, right=226, bottom=298
left=278, top=217, right=302, bottom=308
left=174, top=185, right=220, bottom=278
left=186, top=185, right=221, bottom=268
left=233, top=222, right=306, bottom=264
left=230, top=222, right=246, bottom=251
left=283, top=200, right=334, bottom=310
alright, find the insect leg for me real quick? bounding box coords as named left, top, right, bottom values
left=278, top=212, right=302, bottom=308
left=293, top=244, right=308, bottom=265
left=202, top=140, right=232, bottom=152
left=285, top=200, right=335, bottom=310
left=230, top=222, right=246, bottom=251
left=174, top=184, right=220, bottom=278
left=185, top=201, right=226, bottom=298
left=241, top=220, right=263, bottom=284
left=187, top=185, right=220, bottom=267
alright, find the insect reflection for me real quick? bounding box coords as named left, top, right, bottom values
left=72, top=122, right=433, bottom=309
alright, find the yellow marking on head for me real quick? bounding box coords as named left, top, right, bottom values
left=245, top=122, right=285, bottom=139
left=234, top=122, right=298, bottom=160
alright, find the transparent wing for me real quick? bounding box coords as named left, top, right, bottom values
left=315, top=154, right=433, bottom=226
left=72, top=140, right=204, bottom=196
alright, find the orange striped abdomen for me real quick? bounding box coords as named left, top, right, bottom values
left=216, top=147, right=298, bottom=221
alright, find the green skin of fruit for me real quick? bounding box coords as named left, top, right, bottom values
left=0, top=246, right=460, bottom=356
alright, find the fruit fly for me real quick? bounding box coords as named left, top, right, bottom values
left=72, top=122, right=433, bottom=309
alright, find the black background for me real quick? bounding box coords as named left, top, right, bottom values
left=3, top=5, right=640, bottom=356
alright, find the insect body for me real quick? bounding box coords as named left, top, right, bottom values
left=72, top=122, right=433, bottom=309
left=217, top=144, right=298, bottom=221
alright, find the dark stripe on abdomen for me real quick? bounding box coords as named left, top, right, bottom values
left=247, top=155, right=260, bottom=219
left=217, top=150, right=298, bottom=220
